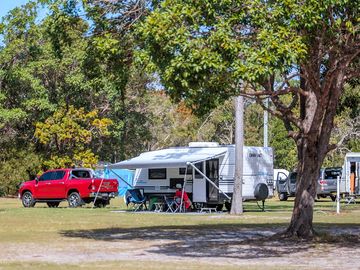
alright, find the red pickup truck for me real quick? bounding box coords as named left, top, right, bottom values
left=18, top=168, right=118, bottom=208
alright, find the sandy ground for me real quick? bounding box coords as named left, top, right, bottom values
left=1, top=218, right=360, bottom=269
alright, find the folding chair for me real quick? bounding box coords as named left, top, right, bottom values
left=125, top=188, right=147, bottom=211
left=164, top=195, right=178, bottom=213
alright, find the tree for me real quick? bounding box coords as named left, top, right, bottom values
left=138, top=0, right=359, bottom=238
left=35, top=105, right=112, bottom=168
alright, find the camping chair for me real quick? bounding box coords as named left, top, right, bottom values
left=164, top=195, right=179, bottom=213
left=125, top=188, right=147, bottom=211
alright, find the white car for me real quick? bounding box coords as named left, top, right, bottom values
left=273, top=169, right=289, bottom=191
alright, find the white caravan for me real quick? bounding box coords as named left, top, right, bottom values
left=341, top=152, right=360, bottom=196
left=109, top=142, right=274, bottom=210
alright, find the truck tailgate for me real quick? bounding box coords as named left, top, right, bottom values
left=93, top=179, right=118, bottom=192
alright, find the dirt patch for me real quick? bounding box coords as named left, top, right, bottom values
left=1, top=225, right=360, bottom=269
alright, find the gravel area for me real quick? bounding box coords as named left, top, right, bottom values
left=1, top=224, right=360, bottom=269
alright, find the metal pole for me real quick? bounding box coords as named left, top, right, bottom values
left=263, top=98, right=269, bottom=147
left=336, top=175, right=340, bottom=214
left=92, top=177, right=104, bottom=209
left=180, top=167, right=188, bottom=212
left=230, top=95, right=244, bottom=214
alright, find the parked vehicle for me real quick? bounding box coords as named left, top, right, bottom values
left=18, top=168, right=118, bottom=208
left=277, top=172, right=297, bottom=201
left=316, top=167, right=342, bottom=201
left=273, top=169, right=289, bottom=192
left=341, top=152, right=360, bottom=197
left=108, top=142, right=274, bottom=211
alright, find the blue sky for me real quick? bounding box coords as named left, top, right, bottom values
left=0, top=0, right=32, bottom=19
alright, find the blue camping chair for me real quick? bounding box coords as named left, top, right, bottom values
left=125, top=189, right=147, bottom=211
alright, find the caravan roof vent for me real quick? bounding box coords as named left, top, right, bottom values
left=188, top=142, right=219, bottom=148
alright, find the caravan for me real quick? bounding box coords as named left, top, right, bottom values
left=341, top=152, right=360, bottom=197
left=109, top=142, right=274, bottom=210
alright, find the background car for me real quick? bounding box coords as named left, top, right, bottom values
left=316, top=167, right=342, bottom=201
left=277, top=172, right=297, bottom=201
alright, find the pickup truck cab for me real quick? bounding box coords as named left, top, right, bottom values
left=18, top=168, right=118, bottom=208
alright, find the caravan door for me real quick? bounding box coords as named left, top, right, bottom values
left=350, top=161, right=360, bottom=194
left=206, top=159, right=219, bottom=202
left=192, top=162, right=206, bottom=202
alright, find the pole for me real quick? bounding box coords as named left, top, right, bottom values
left=180, top=167, right=188, bottom=212
left=336, top=175, right=340, bottom=214
left=92, top=177, right=104, bottom=209
left=263, top=98, right=269, bottom=147
left=230, top=95, right=244, bottom=214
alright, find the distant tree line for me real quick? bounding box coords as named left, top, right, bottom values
left=0, top=0, right=358, bottom=196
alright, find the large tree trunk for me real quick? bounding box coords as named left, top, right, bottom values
left=285, top=136, right=323, bottom=238
left=284, top=66, right=345, bottom=238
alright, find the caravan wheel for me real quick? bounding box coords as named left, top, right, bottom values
left=279, top=193, right=288, bottom=201
left=224, top=201, right=231, bottom=212
left=193, top=202, right=204, bottom=211
left=216, top=204, right=223, bottom=212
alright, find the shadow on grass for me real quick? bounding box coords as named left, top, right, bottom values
left=60, top=223, right=360, bottom=260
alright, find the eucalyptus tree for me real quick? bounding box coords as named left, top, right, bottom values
left=138, top=0, right=360, bottom=238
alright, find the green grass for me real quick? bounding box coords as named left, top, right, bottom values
left=0, top=197, right=359, bottom=270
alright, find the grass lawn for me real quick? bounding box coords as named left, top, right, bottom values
left=0, top=197, right=359, bottom=270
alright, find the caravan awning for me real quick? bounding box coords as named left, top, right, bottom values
left=108, top=147, right=227, bottom=169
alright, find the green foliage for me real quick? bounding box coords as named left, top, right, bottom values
left=35, top=105, right=112, bottom=169
left=0, top=0, right=358, bottom=197
left=270, top=117, right=297, bottom=170
left=137, top=0, right=326, bottom=115
left=0, top=0, right=149, bottom=193
left=0, top=147, right=42, bottom=195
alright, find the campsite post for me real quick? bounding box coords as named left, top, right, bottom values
left=336, top=175, right=340, bottom=214
left=230, top=95, right=244, bottom=214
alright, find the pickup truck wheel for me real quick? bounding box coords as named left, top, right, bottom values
left=94, top=200, right=106, bottom=208
left=330, top=194, right=336, bottom=202
left=22, top=191, right=36, bottom=208
left=68, top=192, right=82, bottom=208
left=47, top=202, right=60, bottom=208
left=224, top=201, right=231, bottom=212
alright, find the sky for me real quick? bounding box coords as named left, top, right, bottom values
left=0, top=0, right=31, bottom=19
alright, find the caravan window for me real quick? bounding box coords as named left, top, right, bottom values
left=179, top=166, right=193, bottom=175
left=148, top=168, right=167, bottom=179
left=194, top=162, right=203, bottom=179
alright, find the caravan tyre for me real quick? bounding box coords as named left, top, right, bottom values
left=279, top=193, right=288, bottom=201
left=224, top=201, right=231, bottom=212
left=254, top=183, right=269, bottom=201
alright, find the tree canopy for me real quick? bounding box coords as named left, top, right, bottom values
left=0, top=0, right=359, bottom=240
left=138, top=0, right=360, bottom=237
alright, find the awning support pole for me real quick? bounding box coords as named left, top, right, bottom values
left=92, top=177, right=104, bottom=209
left=187, top=162, right=231, bottom=200
left=179, top=167, right=188, bottom=212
